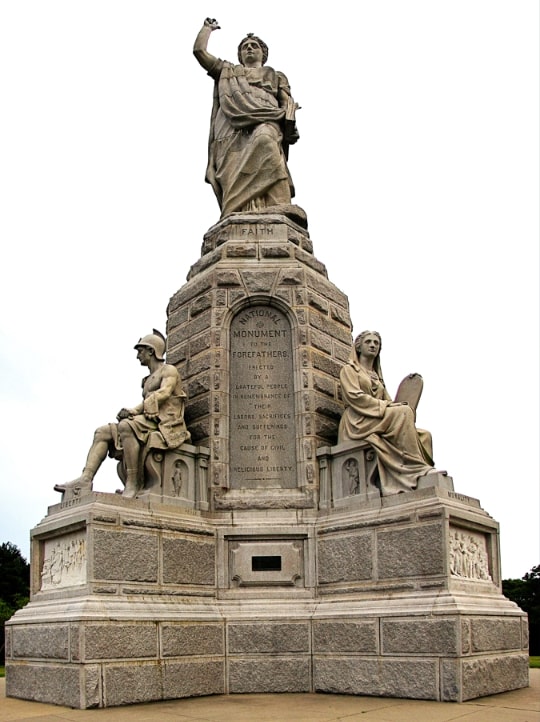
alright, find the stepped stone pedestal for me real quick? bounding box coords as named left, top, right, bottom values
left=5, top=215, right=528, bottom=707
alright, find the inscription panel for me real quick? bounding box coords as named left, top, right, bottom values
left=230, top=306, right=296, bottom=489
left=226, top=222, right=287, bottom=241
left=229, top=539, right=304, bottom=587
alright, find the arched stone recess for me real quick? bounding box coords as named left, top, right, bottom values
left=213, top=296, right=314, bottom=510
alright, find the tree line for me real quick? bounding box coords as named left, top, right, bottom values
left=0, top=542, right=30, bottom=664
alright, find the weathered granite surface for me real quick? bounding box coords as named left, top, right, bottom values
left=5, top=486, right=528, bottom=707
left=5, top=177, right=528, bottom=710
left=6, top=11, right=529, bottom=708
left=167, top=214, right=351, bottom=512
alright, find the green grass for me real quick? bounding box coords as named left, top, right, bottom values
left=0, top=666, right=4, bottom=678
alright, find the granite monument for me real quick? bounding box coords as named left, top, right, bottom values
left=4, top=19, right=528, bottom=709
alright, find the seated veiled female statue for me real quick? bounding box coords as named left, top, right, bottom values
left=338, top=330, right=443, bottom=495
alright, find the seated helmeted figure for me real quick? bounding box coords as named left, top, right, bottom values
left=55, top=330, right=191, bottom=500
left=338, top=330, right=444, bottom=496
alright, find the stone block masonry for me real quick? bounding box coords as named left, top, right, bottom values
left=166, top=215, right=351, bottom=510
left=5, top=215, right=528, bottom=708
left=5, top=485, right=529, bottom=707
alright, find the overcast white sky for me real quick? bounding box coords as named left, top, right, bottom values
left=0, top=1, right=538, bottom=580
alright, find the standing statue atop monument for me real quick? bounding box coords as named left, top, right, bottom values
left=338, top=330, right=444, bottom=495
left=54, top=330, right=191, bottom=500
left=194, top=18, right=306, bottom=226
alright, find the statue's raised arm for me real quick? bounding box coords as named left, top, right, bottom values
left=193, top=19, right=306, bottom=227
left=193, top=17, right=221, bottom=72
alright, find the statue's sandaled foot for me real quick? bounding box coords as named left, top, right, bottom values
left=54, top=476, right=92, bottom=499
left=122, top=480, right=141, bottom=499
left=416, top=468, right=453, bottom=492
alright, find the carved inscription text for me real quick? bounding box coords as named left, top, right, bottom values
left=230, top=306, right=296, bottom=489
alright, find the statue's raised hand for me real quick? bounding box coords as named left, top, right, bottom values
left=204, top=17, right=220, bottom=30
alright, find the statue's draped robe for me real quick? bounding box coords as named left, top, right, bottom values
left=205, top=59, right=294, bottom=216
left=109, top=364, right=191, bottom=482
left=338, top=359, right=434, bottom=495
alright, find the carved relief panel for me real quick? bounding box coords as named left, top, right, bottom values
left=40, top=530, right=87, bottom=591
left=449, top=527, right=492, bottom=581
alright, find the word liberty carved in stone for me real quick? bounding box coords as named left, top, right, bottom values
left=230, top=306, right=296, bottom=489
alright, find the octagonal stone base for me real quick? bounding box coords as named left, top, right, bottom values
left=5, top=489, right=529, bottom=708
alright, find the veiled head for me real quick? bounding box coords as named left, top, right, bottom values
left=354, top=330, right=382, bottom=359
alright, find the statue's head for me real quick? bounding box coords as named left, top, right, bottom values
left=134, top=329, right=166, bottom=361
left=238, top=33, right=268, bottom=66
left=354, top=330, right=382, bottom=359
